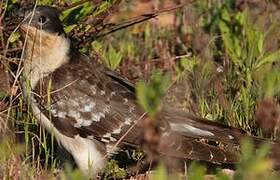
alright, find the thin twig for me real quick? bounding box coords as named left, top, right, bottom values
left=104, top=112, right=147, bottom=158
left=42, top=79, right=79, bottom=98
left=95, top=2, right=190, bottom=38
left=95, top=15, right=157, bottom=39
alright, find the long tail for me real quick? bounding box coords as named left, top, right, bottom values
left=157, top=107, right=280, bottom=165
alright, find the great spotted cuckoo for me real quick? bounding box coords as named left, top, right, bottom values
left=19, top=5, right=279, bottom=177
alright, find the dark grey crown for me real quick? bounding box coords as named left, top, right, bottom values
left=22, top=6, right=65, bottom=35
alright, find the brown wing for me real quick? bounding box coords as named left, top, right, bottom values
left=34, top=52, right=145, bottom=147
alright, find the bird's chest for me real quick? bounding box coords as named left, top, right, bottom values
left=24, top=34, right=70, bottom=88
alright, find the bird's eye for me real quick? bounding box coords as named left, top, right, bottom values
left=38, top=15, right=47, bottom=25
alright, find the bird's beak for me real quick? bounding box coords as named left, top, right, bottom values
left=19, top=24, right=28, bottom=33
left=19, top=24, right=36, bottom=38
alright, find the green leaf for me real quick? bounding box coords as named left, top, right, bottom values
left=216, top=171, right=231, bottom=180
left=188, top=162, right=206, bottom=180
left=104, top=160, right=127, bottom=179
left=92, top=41, right=104, bottom=53
left=136, top=71, right=171, bottom=117
left=92, top=41, right=123, bottom=70
left=62, top=2, right=93, bottom=23
left=152, top=163, right=168, bottom=180
left=38, top=0, right=54, bottom=5
left=61, top=163, right=86, bottom=180
left=105, top=45, right=123, bottom=70
left=260, top=69, right=280, bottom=98
left=256, top=49, right=280, bottom=69
left=257, top=33, right=264, bottom=54
left=8, top=32, right=20, bottom=43
left=93, top=1, right=112, bottom=16
left=64, top=24, right=77, bottom=33
left=219, top=21, right=240, bottom=64
left=234, top=139, right=273, bottom=180
left=179, top=57, right=197, bottom=72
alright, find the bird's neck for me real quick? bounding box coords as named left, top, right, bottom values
left=23, top=32, right=71, bottom=88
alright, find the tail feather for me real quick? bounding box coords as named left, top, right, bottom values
left=158, top=132, right=237, bottom=164
left=159, top=107, right=280, bottom=165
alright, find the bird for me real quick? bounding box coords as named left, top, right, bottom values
left=19, top=5, right=279, bottom=177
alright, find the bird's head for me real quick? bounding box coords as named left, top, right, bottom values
left=20, top=6, right=65, bottom=38
left=19, top=6, right=71, bottom=87
left=19, top=6, right=70, bottom=58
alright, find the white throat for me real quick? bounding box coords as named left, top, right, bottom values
left=23, top=27, right=71, bottom=88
